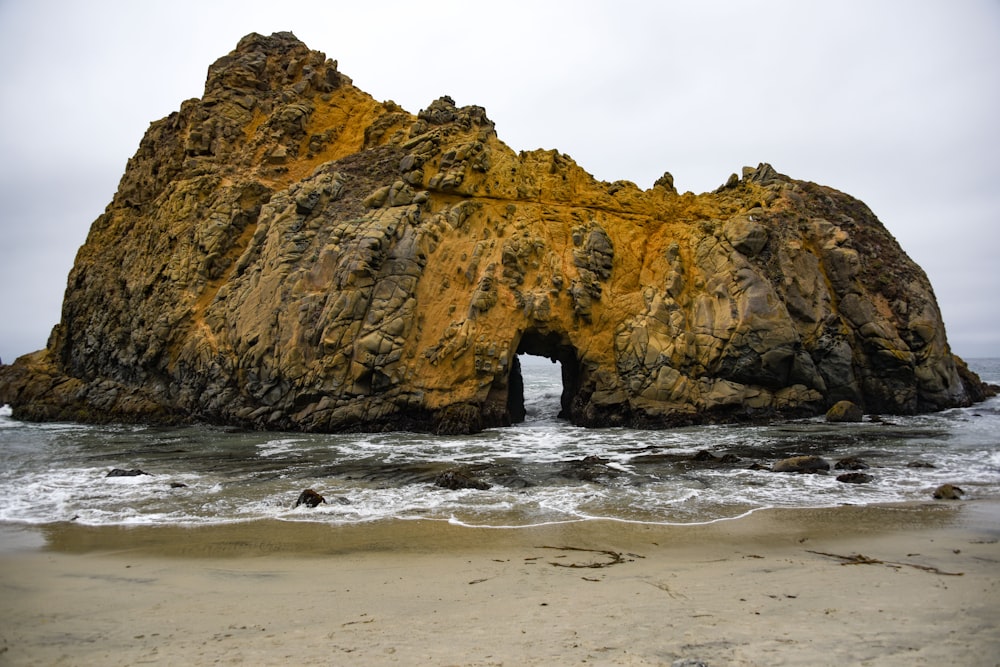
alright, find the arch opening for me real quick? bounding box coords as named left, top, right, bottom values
left=506, top=330, right=581, bottom=424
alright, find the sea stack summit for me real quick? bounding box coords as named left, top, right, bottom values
left=0, top=32, right=988, bottom=433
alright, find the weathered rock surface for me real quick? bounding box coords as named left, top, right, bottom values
left=772, top=456, right=831, bottom=474
left=825, top=400, right=864, bottom=423
left=0, top=32, right=990, bottom=434
left=932, top=484, right=965, bottom=500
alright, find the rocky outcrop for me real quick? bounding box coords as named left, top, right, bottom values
left=0, top=32, right=989, bottom=433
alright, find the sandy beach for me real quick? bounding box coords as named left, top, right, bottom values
left=1, top=501, right=998, bottom=666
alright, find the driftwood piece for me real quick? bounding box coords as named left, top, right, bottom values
left=537, top=546, right=631, bottom=568
left=806, top=550, right=964, bottom=576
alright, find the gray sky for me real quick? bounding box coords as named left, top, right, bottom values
left=1, top=0, right=998, bottom=363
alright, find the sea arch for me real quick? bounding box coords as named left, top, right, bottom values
left=503, top=328, right=583, bottom=424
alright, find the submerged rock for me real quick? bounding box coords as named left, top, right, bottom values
left=771, top=456, right=831, bottom=474
left=434, top=469, right=491, bottom=491
left=560, top=455, right=622, bottom=483
left=106, top=468, right=150, bottom=477
left=0, top=32, right=989, bottom=434
left=692, top=450, right=740, bottom=464
left=837, top=472, right=874, bottom=484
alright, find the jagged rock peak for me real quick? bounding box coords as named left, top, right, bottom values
left=206, top=31, right=345, bottom=98
left=0, top=33, right=990, bottom=434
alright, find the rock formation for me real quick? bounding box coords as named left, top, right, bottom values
left=0, top=32, right=988, bottom=433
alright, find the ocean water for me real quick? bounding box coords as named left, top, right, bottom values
left=1, top=357, right=998, bottom=529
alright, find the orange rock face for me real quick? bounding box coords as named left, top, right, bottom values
left=0, top=33, right=986, bottom=433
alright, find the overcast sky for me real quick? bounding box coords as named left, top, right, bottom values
left=1, top=0, right=998, bottom=363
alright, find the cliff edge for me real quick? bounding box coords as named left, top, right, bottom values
left=0, top=32, right=989, bottom=433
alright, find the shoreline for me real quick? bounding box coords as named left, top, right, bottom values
left=4, top=497, right=999, bottom=556
left=2, top=499, right=998, bottom=556
left=2, top=501, right=998, bottom=665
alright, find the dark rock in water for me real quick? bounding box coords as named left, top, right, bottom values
left=497, top=476, right=534, bottom=489
left=294, top=488, right=327, bottom=507
left=107, top=468, right=150, bottom=477
left=907, top=460, right=937, bottom=469
left=560, top=456, right=621, bottom=483
left=466, top=463, right=532, bottom=489
left=932, top=484, right=964, bottom=500
left=835, top=456, right=870, bottom=470
left=434, top=469, right=491, bottom=491
left=692, top=450, right=740, bottom=464
left=169, top=482, right=188, bottom=488
left=837, top=472, right=874, bottom=484
left=631, top=452, right=683, bottom=465
left=825, top=400, right=864, bottom=423
left=771, top=455, right=830, bottom=474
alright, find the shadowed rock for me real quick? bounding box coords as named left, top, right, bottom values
left=106, top=468, right=150, bottom=477
left=294, top=489, right=327, bottom=508
left=835, top=456, right=870, bottom=470
left=837, top=472, right=874, bottom=484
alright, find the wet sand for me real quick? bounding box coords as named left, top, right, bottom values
left=1, top=501, right=998, bottom=666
